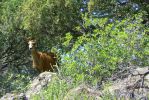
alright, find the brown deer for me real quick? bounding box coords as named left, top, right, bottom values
left=27, top=37, right=57, bottom=72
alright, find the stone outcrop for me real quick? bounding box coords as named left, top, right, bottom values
left=1, top=67, right=149, bottom=100
left=106, top=67, right=149, bottom=99
left=0, top=72, right=56, bottom=100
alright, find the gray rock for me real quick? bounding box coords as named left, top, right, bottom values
left=0, top=71, right=57, bottom=100
left=105, top=67, right=149, bottom=99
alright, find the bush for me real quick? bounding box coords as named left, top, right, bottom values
left=31, top=77, right=69, bottom=100
left=61, top=13, right=149, bottom=83
left=0, top=67, right=36, bottom=97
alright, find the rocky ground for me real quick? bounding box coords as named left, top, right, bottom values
left=0, top=66, right=149, bottom=100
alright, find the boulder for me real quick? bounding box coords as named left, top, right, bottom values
left=0, top=71, right=56, bottom=100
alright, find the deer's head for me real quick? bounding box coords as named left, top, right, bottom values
left=26, top=37, right=36, bottom=50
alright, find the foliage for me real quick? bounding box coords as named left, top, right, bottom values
left=61, top=13, right=149, bottom=83
left=31, top=76, right=69, bottom=100
left=20, top=0, right=82, bottom=38
left=0, top=67, right=36, bottom=97
left=0, top=0, right=82, bottom=97
left=86, top=0, right=149, bottom=18
left=31, top=77, right=99, bottom=100
left=0, top=0, right=148, bottom=99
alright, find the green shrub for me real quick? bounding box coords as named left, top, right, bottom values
left=61, top=13, right=149, bottom=83
left=0, top=67, right=36, bottom=97
left=31, top=77, right=69, bottom=100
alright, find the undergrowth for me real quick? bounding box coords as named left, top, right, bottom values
left=31, top=13, right=149, bottom=99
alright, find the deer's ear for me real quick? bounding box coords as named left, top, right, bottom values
left=32, top=39, right=36, bottom=43
left=25, top=37, right=34, bottom=42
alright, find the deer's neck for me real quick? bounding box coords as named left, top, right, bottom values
left=31, top=49, right=40, bottom=63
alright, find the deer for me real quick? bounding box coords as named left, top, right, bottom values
left=27, top=37, right=57, bottom=73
